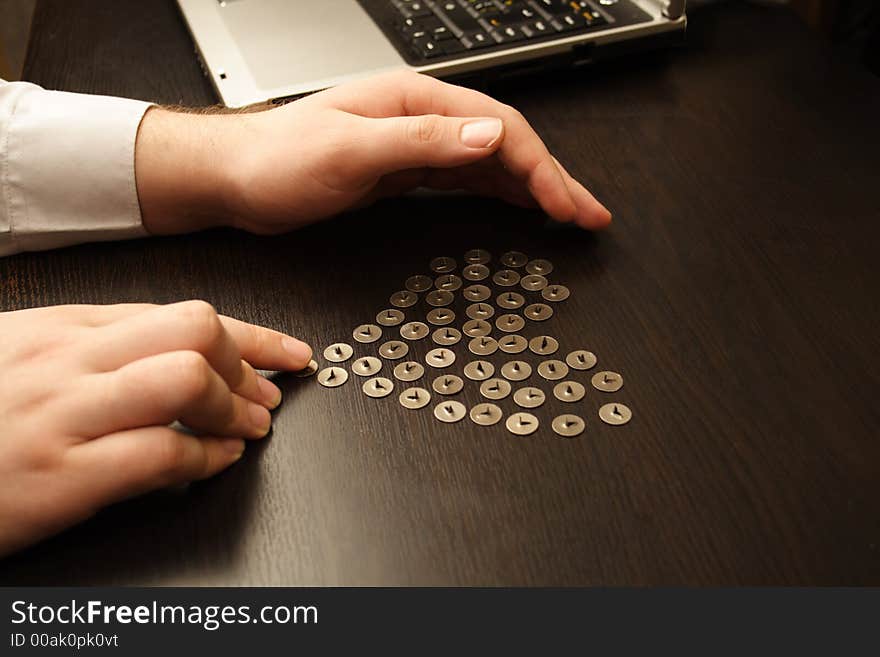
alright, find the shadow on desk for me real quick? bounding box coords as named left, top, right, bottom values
left=2, top=441, right=267, bottom=585
left=0, top=196, right=602, bottom=586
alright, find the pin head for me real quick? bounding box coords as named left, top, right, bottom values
left=318, top=366, right=349, bottom=388
left=506, top=411, right=539, bottom=435
left=599, top=402, right=632, bottom=425
left=471, top=404, right=503, bottom=427
left=591, top=370, right=624, bottom=392
left=434, top=400, right=466, bottom=423
left=552, top=413, right=585, bottom=437
left=399, top=386, right=430, bottom=409
left=324, top=343, right=354, bottom=363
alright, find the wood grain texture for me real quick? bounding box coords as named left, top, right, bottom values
left=0, top=0, right=878, bottom=585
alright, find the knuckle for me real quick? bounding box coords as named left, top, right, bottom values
left=23, top=442, right=64, bottom=474
left=176, top=300, right=223, bottom=346
left=408, top=115, right=444, bottom=145
left=154, top=432, right=191, bottom=478
left=171, top=351, right=213, bottom=400
left=177, top=299, right=217, bottom=318
left=504, top=104, right=525, bottom=122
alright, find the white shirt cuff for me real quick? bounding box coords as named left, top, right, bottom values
left=0, top=81, right=152, bottom=256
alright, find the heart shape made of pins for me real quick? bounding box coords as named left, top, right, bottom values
left=309, top=249, right=631, bottom=437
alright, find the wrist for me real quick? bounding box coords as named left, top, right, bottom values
left=135, top=107, right=241, bottom=235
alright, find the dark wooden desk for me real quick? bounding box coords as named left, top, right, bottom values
left=1, top=0, right=878, bottom=585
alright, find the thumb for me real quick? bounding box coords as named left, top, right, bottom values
left=363, top=114, right=504, bottom=174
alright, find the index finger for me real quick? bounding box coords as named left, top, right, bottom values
left=219, top=315, right=312, bottom=371
left=73, top=302, right=312, bottom=372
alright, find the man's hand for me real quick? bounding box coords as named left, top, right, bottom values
left=135, top=71, right=611, bottom=236
left=0, top=301, right=311, bottom=556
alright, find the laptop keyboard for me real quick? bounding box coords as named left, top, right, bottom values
left=391, top=0, right=613, bottom=60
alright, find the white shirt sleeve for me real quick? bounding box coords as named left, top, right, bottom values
left=0, top=79, right=152, bottom=256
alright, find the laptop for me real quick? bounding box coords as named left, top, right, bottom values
left=177, top=0, right=687, bottom=108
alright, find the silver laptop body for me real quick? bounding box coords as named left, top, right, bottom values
left=177, top=0, right=687, bottom=108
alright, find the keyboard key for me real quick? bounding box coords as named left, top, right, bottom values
left=462, top=29, right=493, bottom=48
left=555, top=13, right=578, bottom=30
left=395, top=0, right=433, bottom=19
left=533, top=0, right=580, bottom=15
left=529, top=18, right=553, bottom=34
left=432, top=25, right=455, bottom=40
left=401, top=15, right=443, bottom=42
left=399, top=17, right=425, bottom=37
left=412, top=35, right=443, bottom=57
left=492, top=23, right=528, bottom=43
left=415, top=15, right=444, bottom=31
left=441, top=39, right=467, bottom=55
left=485, top=3, right=537, bottom=27
left=554, top=10, right=605, bottom=32
left=432, top=2, right=472, bottom=37
left=461, top=0, right=501, bottom=20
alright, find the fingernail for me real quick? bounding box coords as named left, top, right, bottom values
left=460, top=118, right=503, bottom=149
left=257, top=375, right=282, bottom=409
left=248, top=402, right=272, bottom=437
left=221, top=438, right=245, bottom=460
left=282, top=336, right=312, bottom=366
